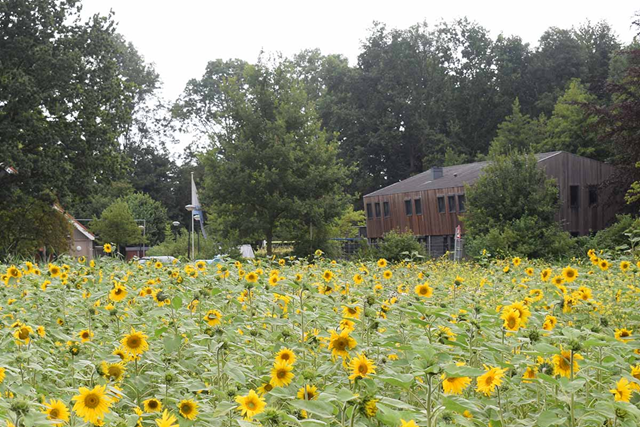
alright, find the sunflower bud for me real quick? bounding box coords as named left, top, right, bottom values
left=568, top=339, right=582, bottom=353
left=165, top=373, right=174, bottom=383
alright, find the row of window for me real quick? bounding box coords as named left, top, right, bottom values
left=570, top=185, right=598, bottom=209
left=366, top=194, right=465, bottom=219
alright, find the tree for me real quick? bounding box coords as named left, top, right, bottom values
left=537, top=79, right=607, bottom=160
left=489, top=98, right=546, bottom=156
left=120, top=193, right=169, bottom=246
left=195, top=58, right=350, bottom=254
left=463, top=154, right=573, bottom=258
left=91, top=200, right=142, bottom=254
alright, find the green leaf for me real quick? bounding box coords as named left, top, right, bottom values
left=163, top=334, right=182, bottom=353
left=537, top=410, right=567, bottom=426
left=378, top=373, right=414, bottom=389
left=224, top=363, right=247, bottom=385
left=172, top=296, right=182, bottom=310
left=289, top=400, right=336, bottom=418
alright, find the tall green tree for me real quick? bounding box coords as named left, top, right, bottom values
left=489, top=98, right=546, bottom=156
left=193, top=59, right=350, bottom=254
left=91, top=200, right=142, bottom=253
left=536, top=79, right=607, bottom=160
left=120, top=193, right=168, bottom=246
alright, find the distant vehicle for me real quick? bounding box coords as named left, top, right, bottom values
left=138, top=256, right=177, bottom=265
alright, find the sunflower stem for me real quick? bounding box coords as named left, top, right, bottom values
left=570, top=350, right=575, bottom=427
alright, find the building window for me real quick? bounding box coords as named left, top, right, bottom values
left=374, top=202, right=381, bottom=218
left=448, top=195, right=456, bottom=213
left=383, top=201, right=390, bottom=217
left=458, top=195, right=466, bottom=212
left=404, top=199, right=413, bottom=216
left=570, top=185, right=580, bottom=209
left=414, top=199, right=422, bottom=215
left=588, top=186, right=598, bottom=207
left=366, top=203, right=373, bottom=219
left=437, top=196, right=445, bottom=213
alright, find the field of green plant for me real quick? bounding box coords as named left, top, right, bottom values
left=1, top=250, right=640, bottom=427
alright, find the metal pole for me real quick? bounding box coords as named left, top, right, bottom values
left=191, top=212, right=195, bottom=261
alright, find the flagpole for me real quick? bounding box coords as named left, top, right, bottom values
left=191, top=172, right=195, bottom=260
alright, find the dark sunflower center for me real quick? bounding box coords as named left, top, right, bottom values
left=507, top=317, right=517, bottom=329
left=127, top=336, right=141, bottom=349
left=18, top=328, right=29, bottom=339
left=247, top=401, right=256, bottom=410
left=281, top=354, right=290, bottom=361
left=559, top=357, right=570, bottom=370
left=85, top=393, right=100, bottom=409
left=108, top=366, right=121, bottom=377
left=334, top=339, right=346, bottom=351
left=50, top=408, right=60, bottom=418
left=358, top=364, right=368, bottom=374
left=181, top=404, right=193, bottom=414
left=277, top=369, right=287, bottom=379
left=348, top=308, right=357, bottom=314
left=420, top=287, right=428, bottom=295
left=149, top=400, right=158, bottom=409
left=82, top=332, right=89, bottom=338
left=115, top=289, right=122, bottom=295
left=264, top=384, right=273, bottom=392
left=485, top=375, right=494, bottom=386
left=622, top=331, right=630, bottom=337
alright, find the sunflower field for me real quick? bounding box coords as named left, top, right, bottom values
left=1, top=250, right=640, bottom=427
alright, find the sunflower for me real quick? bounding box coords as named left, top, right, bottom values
left=275, top=348, right=296, bottom=365
left=377, top=258, right=388, bottom=268
left=552, top=276, right=564, bottom=286
left=400, top=420, right=418, bottom=427
left=270, top=360, right=295, bottom=387
left=0, top=367, right=5, bottom=384
left=504, top=301, right=531, bottom=327
left=113, top=347, right=129, bottom=362
left=121, top=328, right=149, bottom=357
left=500, top=308, right=521, bottom=332
left=13, top=325, right=33, bottom=345
left=525, top=267, right=534, bottom=276
left=322, top=270, right=334, bottom=282
left=103, top=243, right=113, bottom=254
left=245, top=272, right=258, bottom=283
left=540, top=269, right=552, bottom=281
left=382, top=270, right=392, bottom=279
left=49, top=264, right=61, bottom=278
left=178, top=399, right=198, bottom=420
left=348, top=353, right=376, bottom=380
left=363, top=398, right=378, bottom=418
left=442, top=374, right=471, bottom=395
left=476, top=365, right=508, bottom=396
left=562, top=266, right=578, bottom=282
left=235, top=390, right=266, bottom=420
left=43, top=399, right=70, bottom=425
left=599, top=259, right=610, bottom=271
left=610, top=378, right=632, bottom=402
left=72, top=384, right=112, bottom=424
left=257, top=382, right=274, bottom=395
left=109, top=285, right=127, bottom=302
left=79, top=329, right=93, bottom=343
left=328, top=330, right=357, bottom=360
left=522, top=366, right=538, bottom=383
left=101, top=361, right=126, bottom=382
left=203, top=309, right=222, bottom=327
left=576, top=286, right=592, bottom=301
left=7, top=265, right=21, bottom=279
left=630, top=365, right=640, bottom=391
left=414, top=282, right=433, bottom=298
left=155, top=410, right=178, bottom=427
left=621, top=260, right=631, bottom=272
left=268, top=276, right=279, bottom=286
left=615, top=328, right=633, bottom=343
left=143, top=398, right=162, bottom=413
left=512, top=257, right=521, bottom=267
left=297, top=385, right=318, bottom=400
left=342, top=305, right=361, bottom=319
left=314, top=249, right=323, bottom=257
left=353, top=274, right=363, bottom=285
left=552, top=349, right=583, bottom=377
left=543, top=315, right=557, bottom=331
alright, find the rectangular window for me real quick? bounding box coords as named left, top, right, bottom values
left=458, top=195, right=466, bottom=212
left=404, top=199, right=413, bottom=216
left=383, top=201, right=390, bottom=217
left=414, top=199, right=422, bottom=215
left=589, top=186, right=598, bottom=207
left=374, top=203, right=381, bottom=218
left=366, top=203, right=373, bottom=219
left=437, top=196, right=445, bottom=213
left=570, top=185, right=580, bottom=208
left=448, top=195, right=456, bottom=213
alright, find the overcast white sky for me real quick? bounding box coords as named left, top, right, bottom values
left=82, top=0, right=638, bottom=103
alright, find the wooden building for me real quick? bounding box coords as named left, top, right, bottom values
left=363, top=152, right=621, bottom=255
left=53, top=204, right=96, bottom=260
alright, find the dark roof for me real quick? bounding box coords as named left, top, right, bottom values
left=364, top=152, right=563, bottom=197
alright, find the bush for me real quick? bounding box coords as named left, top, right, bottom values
left=571, top=215, right=640, bottom=257
left=293, top=237, right=341, bottom=261
left=147, top=229, right=243, bottom=261
left=374, top=229, right=426, bottom=262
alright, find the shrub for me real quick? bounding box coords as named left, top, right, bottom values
left=374, top=229, right=426, bottom=262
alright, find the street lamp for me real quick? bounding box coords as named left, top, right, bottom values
left=172, top=221, right=180, bottom=242
left=185, top=205, right=195, bottom=260
left=138, top=225, right=146, bottom=258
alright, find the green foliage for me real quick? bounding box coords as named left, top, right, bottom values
left=489, top=98, right=546, bottom=156
left=536, top=79, right=608, bottom=160
left=464, top=153, right=573, bottom=258
left=120, top=193, right=168, bottom=246
left=90, top=200, right=142, bottom=251
left=327, top=206, right=365, bottom=238
left=374, top=229, right=426, bottom=262
left=190, top=58, right=350, bottom=254
left=0, top=198, right=70, bottom=260
left=146, top=229, right=241, bottom=260
left=572, top=215, right=640, bottom=257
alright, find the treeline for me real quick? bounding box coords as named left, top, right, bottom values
left=1, top=0, right=638, bottom=258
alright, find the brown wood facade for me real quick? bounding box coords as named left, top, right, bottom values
left=364, top=152, right=621, bottom=239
